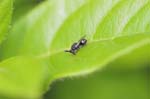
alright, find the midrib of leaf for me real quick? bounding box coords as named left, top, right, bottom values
left=39, top=34, right=150, bottom=90
left=42, top=34, right=150, bottom=79
left=39, top=33, right=150, bottom=57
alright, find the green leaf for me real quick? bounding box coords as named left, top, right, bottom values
left=0, top=0, right=13, bottom=44
left=13, top=0, right=44, bottom=22
left=0, top=0, right=150, bottom=98
left=0, top=56, right=49, bottom=99
left=0, top=0, right=89, bottom=59
left=109, top=44, right=150, bottom=70
left=45, top=68, right=149, bottom=99
left=47, top=34, right=150, bottom=78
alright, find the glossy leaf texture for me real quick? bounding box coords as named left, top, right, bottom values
left=0, top=0, right=13, bottom=44
left=0, top=0, right=150, bottom=98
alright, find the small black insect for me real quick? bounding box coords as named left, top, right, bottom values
left=65, top=36, right=87, bottom=55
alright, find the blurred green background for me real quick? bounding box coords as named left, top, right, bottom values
left=45, top=68, right=149, bottom=99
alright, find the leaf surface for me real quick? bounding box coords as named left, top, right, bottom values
left=0, top=56, right=49, bottom=99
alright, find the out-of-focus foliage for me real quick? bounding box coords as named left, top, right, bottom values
left=13, top=0, right=44, bottom=22
left=0, top=0, right=149, bottom=99
left=0, top=0, right=12, bottom=44
left=45, top=69, right=149, bottom=99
